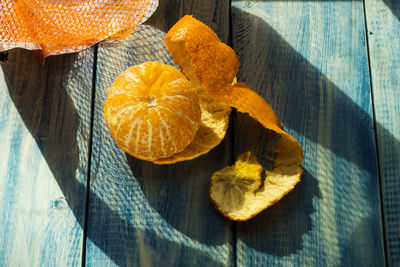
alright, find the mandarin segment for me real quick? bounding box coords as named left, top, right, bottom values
left=104, top=61, right=201, bottom=160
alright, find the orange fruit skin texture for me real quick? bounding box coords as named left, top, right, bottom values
left=164, top=15, right=240, bottom=96
left=165, top=15, right=304, bottom=221
left=104, top=61, right=201, bottom=161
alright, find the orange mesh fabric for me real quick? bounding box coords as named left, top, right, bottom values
left=0, top=0, right=158, bottom=61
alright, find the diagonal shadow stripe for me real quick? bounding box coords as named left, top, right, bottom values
left=1, top=51, right=87, bottom=264
left=231, top=5, right=389, bottom=177
left=230, top=6, right=387, bottom=264
left=235, top=0, right=400, bottom=22
left=1, top=49, right=227, bottom=267
left=85, top=24, right=234, bottom=266
left=380, top=0, right=400, bottom=23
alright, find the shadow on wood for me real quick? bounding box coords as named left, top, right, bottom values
left=1, top=50, right=227, bottom=267
left=2, top=1, right=393, bottom=264
left=237, top=170, right=320, bottom=256
left=232, top=6, right=387, bottom=262
left=340, top=211, right=386, bottom=266
left=1, top=50, right=85, bottom=223
left=85, top=1, right=235, bottom=263
left=233, top=113, right=321, bottom=256
left=232, top=5, right=388, bottom=181
left=233, top=112, right=280, bottom=170
left=236, top=0, right=400, bottom=21
left=125, top=134, right=233, bottom=246
left=382, top=0, right=400, bottom=22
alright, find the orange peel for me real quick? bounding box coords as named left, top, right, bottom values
left=165, top=15, right=303, bottom=220
left=104, top=15, right=303, bottom=220
left=153, top=93, right=230, bottom=164
left=164, top=15, right=239, bottom=96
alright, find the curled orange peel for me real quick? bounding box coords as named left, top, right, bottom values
left=165, top=15, right=304, bottom=220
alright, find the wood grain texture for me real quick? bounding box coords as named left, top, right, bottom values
left=232, top=1, right=385, bottom=266
left=0, top=49, right=93, bottom=265
left=85, top=1, right=234, bottom=266
left=365, top=0, right=400, bottom=265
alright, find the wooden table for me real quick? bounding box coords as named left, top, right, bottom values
left=1, top=0, right=399, bottom=266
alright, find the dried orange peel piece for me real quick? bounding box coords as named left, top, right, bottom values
left=210, top=148, right=302, bottom=221
left=165, top=15, right=303, bottom=220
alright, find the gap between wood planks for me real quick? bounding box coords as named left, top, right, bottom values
left=81, top=43, right=99, bottom=267
left=227, top=0, right=239, bottom=266
left=362, top=1, right=389, bottom=266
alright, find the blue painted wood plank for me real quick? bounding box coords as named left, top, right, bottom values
left=365, top=0, right=400, bottom=265
left=232, top=1, right=385, bottom=266
left=85, top=1, right=234, bottom=266
left=0, top=49, right=93, bottom=265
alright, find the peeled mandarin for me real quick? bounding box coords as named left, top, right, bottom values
left=104, top=61, right=201, bottom=161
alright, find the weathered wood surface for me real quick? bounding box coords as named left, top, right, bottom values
left=365, top=0, right=400, bottom=265
left=0, top=49, right=93, bottom=265
left=231, top=0, right=385, bottom=266
left=85, top=1, right=234, bottom=266
left=1, top=0, right=400, bottom=266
